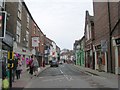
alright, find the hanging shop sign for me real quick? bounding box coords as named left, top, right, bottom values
left=32, top=36, right=39, bottom=47
left=115, top=38, right=120, bottom=45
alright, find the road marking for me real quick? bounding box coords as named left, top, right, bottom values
left=39, top=77, right=44, bottom=79
left=64, top=75, right=73, bottom=81
left=69, top=77, right=73, bottom=81
left=60, top=69, right=64, bottom=74
left=43, top=77, right=64, bottom=82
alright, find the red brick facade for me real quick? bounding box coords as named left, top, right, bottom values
left=93, top=2, right=120, bottom=74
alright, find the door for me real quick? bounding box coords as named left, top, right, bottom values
left=118, top=46, right=120, bottom=74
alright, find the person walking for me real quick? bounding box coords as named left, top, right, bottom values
left=32, top=56, right=39, bottom=76
left=43, top=60, right=45, bottom=67
left=29, top=55, right=34, bottom=78
left=12, top=56, right=18, bottom=82
left=16, top=59, right=22, bottom=79
left=98, top=56, right=102, bottom=72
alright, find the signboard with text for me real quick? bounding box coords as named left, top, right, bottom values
left=32, top=37, right=39, bottom=47
left=115, top=38, right=120, bottom=45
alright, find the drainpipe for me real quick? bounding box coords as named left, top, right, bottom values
left=107, top=1, right=113, bottom=73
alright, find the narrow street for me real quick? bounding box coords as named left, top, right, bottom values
left=24, top=64, right=118, bottom=89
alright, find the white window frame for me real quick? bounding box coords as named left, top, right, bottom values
left=26, top=30, right=29, bottom=41
left=16, top=21, right=21, bottom=43
left=26, top=30, right=29, bottom=47
left=33, top=26, right=36, bottom=34
left=86, top=24, right=89, bottom=40
left=89, top=24, right=92, bottom=39
left=18, top=0, right=22, bottom=20
left=27, top=13, right=29, bottom=28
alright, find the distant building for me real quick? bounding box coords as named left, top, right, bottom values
left=84, top=11, right=95, bottom=69
left=73, top=40, right=80, bottom=65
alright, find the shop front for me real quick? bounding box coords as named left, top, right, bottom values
left=2, top=32, right=13, bottom=79
left=113, top=37, right=120, bottom=74
left=94, top=44, right=107, bottom=72
left=13, top=42, right=32, bottom=68
left=85, top=44, right=94, bottom=69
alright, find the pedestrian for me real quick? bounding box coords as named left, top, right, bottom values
left=2, top=75, right=9, bottom=90
left=43, top=60, right=45, bottom=67
left=16, top=58, right=22, bottom=79
left=12, top=56, right=18, bottom=82
left=32, top=56, right=39, bottom=76
left=29, top=55, right=34, bottom=78
left=98, top=56, right=102, bottom=72
left=2, top=60, right=7, bottom=80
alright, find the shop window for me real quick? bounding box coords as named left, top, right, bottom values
left=17, top=0, right=22, bottom=20
left=118, top=46, right=120, bottom=67
left=27, top=13, right=29, bottom=28
left=16, top=21, right=21, bottom=43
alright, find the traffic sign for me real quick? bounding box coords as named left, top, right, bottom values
left=0, top=11, right=7, bottom=38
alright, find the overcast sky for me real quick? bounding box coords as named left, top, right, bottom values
left=25, top=0, right=93, bottom=50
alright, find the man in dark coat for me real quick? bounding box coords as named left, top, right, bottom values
left=12, top=57, right=18, bottom=82
left=98, top=56, right=102, bottom=72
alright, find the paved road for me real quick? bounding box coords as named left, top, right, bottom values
left=24, top=63, right=118, bottom=89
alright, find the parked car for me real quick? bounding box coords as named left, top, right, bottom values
left=50, top=60, right=59, bottom=67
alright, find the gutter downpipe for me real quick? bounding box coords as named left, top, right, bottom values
left=107, top=1, right=113, bottom=73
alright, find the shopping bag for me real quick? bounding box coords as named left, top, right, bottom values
left=38, top=67, right=41, bottom=72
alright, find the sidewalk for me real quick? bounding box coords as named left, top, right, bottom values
left=12, top=65, right=50, bottom=88
left=0, top=78, right=1, bottom=90
left=74, top=65, right=118, bottom=83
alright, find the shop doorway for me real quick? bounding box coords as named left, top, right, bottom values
left=118, top=46, right=120, bottom=74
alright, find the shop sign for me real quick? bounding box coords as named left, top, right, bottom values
left=101, top=40, right=107, bottom=52
left=32, top=37, right=39, bottom=47
left=3, top=33, right=13, bottom=47
left=115, top=38, right=120, bottom=45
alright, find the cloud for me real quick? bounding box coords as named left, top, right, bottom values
left=25, top=0, right=93, bottom=49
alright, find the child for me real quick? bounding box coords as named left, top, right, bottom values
left=2, top=76, right=9, bottom=90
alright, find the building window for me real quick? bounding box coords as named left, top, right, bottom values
left=18, top=0, right=22, bottom=20
left=26, top=43, right=29, bottom=47
left=16, top=21, right=21, bottom=43
left=33, top=26, right=36, bottom=34
left=86, top=24, right=91, bottom=40
left=89, top=28, right=91, bottom=40
left=26, top=30, right=29, bottom=47
left=27, top=13, right=29, bottom=28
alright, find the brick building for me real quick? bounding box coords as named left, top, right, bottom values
left=4, top=1, right=46, bottom=67
left=31, top=20, right=46, bottom=66
left=93, top=1, right=120, bottom=74
left=84, top=11, right=95, bottom=69
left=4, top=1, right=32, bottom=68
